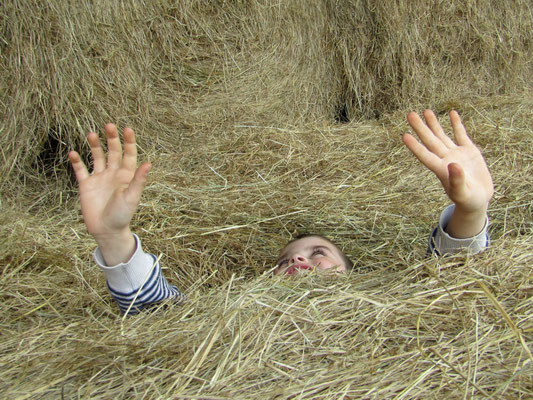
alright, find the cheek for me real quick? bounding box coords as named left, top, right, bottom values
left=314, top=257, right=346, bottom=272
left=336, top=264, right=347, bottom=273
left=315, top=259, right=336, bottom=270
left=274, top=265, right=288, bottom=275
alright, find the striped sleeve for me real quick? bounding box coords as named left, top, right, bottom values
left=428, top=205, right=490, bottom=256
left=94, top=234, right=185, bottom=315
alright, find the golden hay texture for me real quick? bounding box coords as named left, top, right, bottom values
left=1, top=1, right=532, bottom=399
left=1, top=0, right=532, bottom=182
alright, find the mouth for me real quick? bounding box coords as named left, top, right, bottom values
left=285, top=264, right=313, bottom=275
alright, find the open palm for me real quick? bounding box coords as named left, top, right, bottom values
left=69, top=124, right=151, bottom=239
left=403, top=110, right=493, bottom=214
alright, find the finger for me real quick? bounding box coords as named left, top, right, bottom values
left=105, top=123, right=122, bottom=168
left=448, top=162, right=466, bottom=195
left=124, top=162, right=152, bottom=206
left=423, top=109, right=456, bottom=148
left=402, top=133, right=443, bottom=174
left=68, top=151, right=89, bottom=183
left=449, top=110, right=471, bottom=146
left=121, top=127, right=138, bottom=171
left=406, top=112, right=448, bottom=157
left=87, top=131, right=106, bottom=173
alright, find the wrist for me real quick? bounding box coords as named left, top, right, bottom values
left=452, top=202, right=488, bottom=221
left=93, top=229, right=137, bottom=266
left=92, top=228, right=133, bottom=246
left=446, top=204, right=488, bottom=239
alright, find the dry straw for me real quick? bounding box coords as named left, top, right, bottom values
left=1, top=0, right=532, bottom=399
left=1, top=0, right=531, bottom=183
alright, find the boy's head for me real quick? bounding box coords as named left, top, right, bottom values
left=275, top=234, right=353, bottom=276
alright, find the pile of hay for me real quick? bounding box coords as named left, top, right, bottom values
left=2, top=0, right=532, bottom=182
left=1, top=1, right=532, bottom=398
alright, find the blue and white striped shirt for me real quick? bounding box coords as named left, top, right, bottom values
left=94, top=234, right=184, bottom=315
left=106, top=257, right=183, bottom=315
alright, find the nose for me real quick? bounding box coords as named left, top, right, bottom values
left=290, top=254, right=307, bottom=264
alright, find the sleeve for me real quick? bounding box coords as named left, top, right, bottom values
left=93, top=234, right=185, bottom=315
left=428, top=205, right=490, bottom=256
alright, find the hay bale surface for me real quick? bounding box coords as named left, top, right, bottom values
left=2, top=95, right=532, bottom=398
left=1, top=1, right=532, bottom=399
left=1, top=0, right=531, bottom=182
left=329, top=0, right=533, bottom=118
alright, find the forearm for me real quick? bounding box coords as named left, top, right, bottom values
left=445, top=205, right=488, bottom=239
left=93, top=229, right=137, bottom=266
left=429, top=205, right=490, bottom=256
left=94, top=234, right=185, bottom=315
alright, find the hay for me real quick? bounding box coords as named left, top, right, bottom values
left=1, top=0, right=532, bottom=398
left=1, top=0, right=532, bottom=182
left=328, top=0, right=533, bottom=118
left=1, top=94, right=532, bottom=398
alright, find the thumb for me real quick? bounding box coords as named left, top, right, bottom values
left=125, top=162, right=152, bottom=205
left=447, top=162, right=465, bottom=193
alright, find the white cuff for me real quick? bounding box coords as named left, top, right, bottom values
left=93, top=234, right=158, bottom=293
left=431, top=205, right=490, bottom=255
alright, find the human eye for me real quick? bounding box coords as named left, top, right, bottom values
left=311, top=248, right=325, bottom=257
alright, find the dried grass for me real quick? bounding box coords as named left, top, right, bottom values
left=1, top=1, right=532, bottom=399
left=1, top=0, right=532, bottom=182
left=1, top=94, right=532, bottom=398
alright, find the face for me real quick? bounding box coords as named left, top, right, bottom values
left=275, top=236, right=347, bottom=276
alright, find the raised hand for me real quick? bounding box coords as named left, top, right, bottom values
left=69, top=124, right=151, bottom=264
left=403, top=110, right=493, bottom=238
